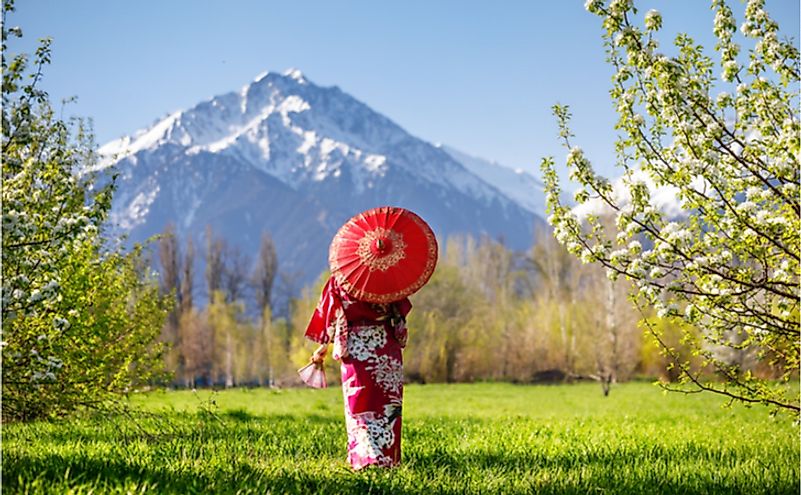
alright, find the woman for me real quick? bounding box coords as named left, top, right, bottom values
left=304, top=275, right=412, bottom=470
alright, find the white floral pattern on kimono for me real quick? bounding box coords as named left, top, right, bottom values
left=347, top=325, right=387, bottom=362
left=365, top=355, right=403, bottom=396
left=340, top=322, right=406, bottom=469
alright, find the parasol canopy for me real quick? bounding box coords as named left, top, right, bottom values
left=329, top=206, right=438, bottom=303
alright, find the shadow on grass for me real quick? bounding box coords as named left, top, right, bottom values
left=3, top=453, right=423, bottom=495
left=404, top=446, right=797, bottom=495
left=5, top=445, right=795, bottom=495
left=223, top=407, right=259, bottom=422
left=5, top=412, right=796, bottom=495
left=5, top=412, right=341, bottom=445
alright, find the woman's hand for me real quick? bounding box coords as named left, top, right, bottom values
left=311, top=344, right=328, bottom=365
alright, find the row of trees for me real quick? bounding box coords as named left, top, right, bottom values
left=155, top=225, right=283, bottom=387
left=402, top=233, right=641, bottom=385
left=306, top=233, right=742, bottom=389
left=155, top=227, right=773, bottom=393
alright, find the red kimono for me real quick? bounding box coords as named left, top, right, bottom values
left=305, top=276, right=412, bottom=469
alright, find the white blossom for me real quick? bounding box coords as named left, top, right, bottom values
left=53, top=317, right=70, bottom=331
left=567, top=146, right=584, bottom=164
left=740, top=21, right=760, bottom=37
left=28, top=290, right=44, bottom=304
left=625, top=222, right=641, bottom=236
left=722, top=60, right=739, bottom=81
left=628, top=260, right=646, bottom=278
left=685, top=304, right=698, bottom=321
left=736, top=201, right=757, bottom=213
left=644, top=9, right=662, bottom=31
left=584, top=0, right=603, bottom=14
left=610, top=248, right=629, bottom=264
left=745, top=186, right=763, bottom=200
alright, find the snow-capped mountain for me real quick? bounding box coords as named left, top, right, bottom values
left=98, top=69, right=545, bottom=300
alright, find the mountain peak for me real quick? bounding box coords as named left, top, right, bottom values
left=246, top=68, right=307, bottom=94
left=252, top=70, right=271, bottom=82
left=98, top=69, right=543, bottom=211
left=282, top=67, right=307, bottom=83
left=97, top=70, right=545, bottom=295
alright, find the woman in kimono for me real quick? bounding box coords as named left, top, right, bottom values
left=304, top=276, right=412, bottom=470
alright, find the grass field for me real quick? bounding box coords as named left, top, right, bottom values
left=3, top=382, right=799, bottom=494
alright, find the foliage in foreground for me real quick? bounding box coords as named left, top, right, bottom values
left=542, top=0, right=799, bottom=415
left=1, top=0, right=168, bottom=421
left=3, top=383, right=798, bottom=494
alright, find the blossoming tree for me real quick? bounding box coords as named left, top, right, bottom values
left=541, top=0, right=799, bottom=415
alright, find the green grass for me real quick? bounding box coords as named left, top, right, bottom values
left=3, top=382, right=799, bottom=494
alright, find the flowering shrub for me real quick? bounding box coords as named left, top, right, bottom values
left=1, top=1, right=168, bottom=421
left=543, top=0, right=799, bottom=415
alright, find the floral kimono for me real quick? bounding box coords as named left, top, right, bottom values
left=305, top=276, right=412, bottom=469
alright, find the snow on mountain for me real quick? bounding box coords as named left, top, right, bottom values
left=439, top=144, right=545, bottom=217
left=98, top=69, right=546, bottom=301
left=101, top=70, right=520, bottom=204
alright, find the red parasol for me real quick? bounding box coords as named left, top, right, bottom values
left=329, top=206, right=438, bottom=303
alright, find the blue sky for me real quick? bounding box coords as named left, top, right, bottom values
left=8, top=1, right=799, bottom=182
